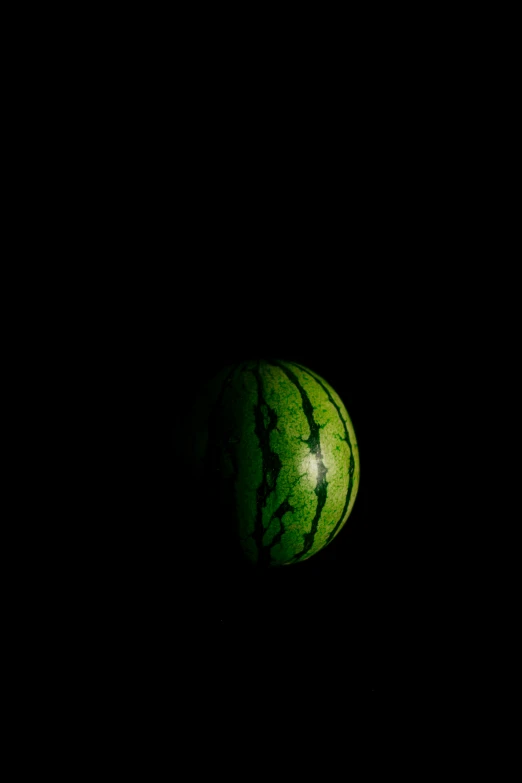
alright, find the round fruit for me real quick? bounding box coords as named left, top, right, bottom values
left=187, top=359, right=360, bottom=567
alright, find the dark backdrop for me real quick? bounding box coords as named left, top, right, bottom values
left=105, top=251, right=443, bottom=699
left=59, top=8, right=508, bottom=737
left=90, top=61, right=469, bottom=699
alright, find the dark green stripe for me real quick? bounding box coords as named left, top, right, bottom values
left=251, top=362, right=283, bottom=566
left=269, top=360, right=328, bottom=563
left=265, top=497, right=294, bottom=552
left=294, top=362, right=356, bottom=544
left=264, top=470, right=309, bottom=560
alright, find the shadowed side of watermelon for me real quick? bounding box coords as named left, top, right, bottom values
left=185, top=359, right=360, bottom=567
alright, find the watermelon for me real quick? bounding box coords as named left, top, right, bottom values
left=188, top=359, right=360, bottom=567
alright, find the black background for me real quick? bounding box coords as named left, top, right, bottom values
left=20, top=7, right=511, bottom=751
left=84, top=38, right=486, bottom=699
left=94, top=129, right=461, bottom=700
left=104, top=251, right=448, bottom=698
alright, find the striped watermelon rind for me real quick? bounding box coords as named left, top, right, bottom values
left=195, top=359, right=360, bottom=567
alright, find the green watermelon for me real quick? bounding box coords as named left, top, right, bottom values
left=189, top=359, right=360, bottom=567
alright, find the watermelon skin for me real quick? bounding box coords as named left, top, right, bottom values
left=193, top=359, right=360, bottom=567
